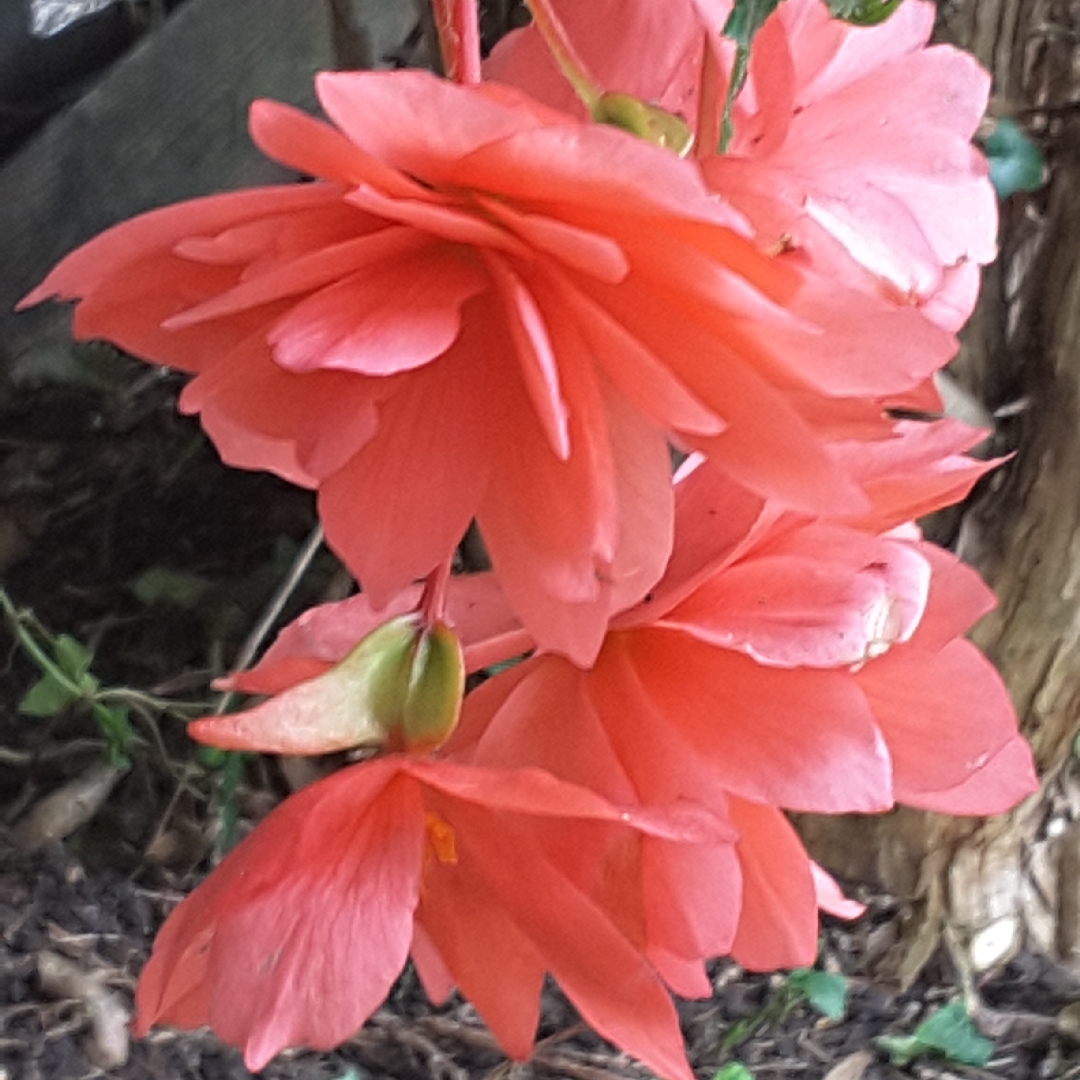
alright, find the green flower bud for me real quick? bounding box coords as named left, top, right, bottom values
left=592, top=92, right=694, bottom=157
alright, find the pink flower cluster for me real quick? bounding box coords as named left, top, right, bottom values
left=22, top=1, right=1034, bottom=1076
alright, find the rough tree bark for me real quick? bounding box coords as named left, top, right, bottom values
left=798, top=0, right=1080, bottom=993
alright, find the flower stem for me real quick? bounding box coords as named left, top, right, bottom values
left=420, top=558, right=454, bottom=625
left=463, top=628, right=536, bottom=674
left=432, top=0, right=481, bottom=85
left=523, top=0, right=603, bottom=110
left=696, top=36, right=723, bottom=158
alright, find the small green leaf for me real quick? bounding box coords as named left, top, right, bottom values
left=714, top=1064, right=753, bottom=1080
left=719, top=0, right=783, bottom=151
left=53, top=634, right=93, bottom=682
left=878, top=1001, right=994, bottom=1068
left=91, top=702, right=134, bottom=765
left=130, top=566, right=214, bottom=608
left=788, top=968, right=848, bottom=1020
left=19, top=673, right=81, bottom=717
left=825, top=0, right=904, bottom=25
left=722, top=0, right=783, bottom=47
left=197, top=744, right=230, bottom=769
left=983, top=117, right=1044, bottom=199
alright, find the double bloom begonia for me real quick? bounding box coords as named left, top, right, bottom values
left=19, top=0, right=1037, bottom=1076
left=133, top=419, right=1037, bottom=1076
left=25, top=49, right=961, bottom=665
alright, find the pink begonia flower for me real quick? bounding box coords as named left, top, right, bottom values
left=22, top=67, right=958, bottom=666
left=491, top=0, right=997, bottom=331
left=134, top=755, right=728, bottom=1080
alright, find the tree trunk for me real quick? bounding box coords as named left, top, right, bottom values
left=798, top=0, right=1080, bottom=990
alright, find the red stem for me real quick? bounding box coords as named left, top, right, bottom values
left=463, top=628, right=537, bottom=674
left=432, top=0, right=481, bottom=85
left=695, top=35, right=723, bottom=159
left=420, top=558, right=454, bottom=624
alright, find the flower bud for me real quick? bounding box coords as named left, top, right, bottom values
left=592, top=92, right=694, bottom=157
left=187, top=614, right=464, bottom=756
left=397, top=621, right=466, bottom=751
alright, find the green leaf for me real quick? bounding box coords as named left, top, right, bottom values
left=91, top=702, right=135, bottom=765
left=19, top=673, right=81, bottom=717
left=722, top=0, right=783, bottom=47
left=878, top=1001, right=994, bottom=1068
left=983, top=118, right=1044, bottom=199
left=787, top=969, right=849, bottom=1020
left=719, top=0, right=783, bottom=151
left=825, top=0, right=904, bottom=25
left=714, top=1064, right=754, bottom=1080
left=129, top=566, right=213, bottom=608
left=53, top=634, right=93, bottom=682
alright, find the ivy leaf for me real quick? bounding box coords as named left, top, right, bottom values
left=825, top=0, right=905, bottom=25
left=878, top=1001, right=994, bottom=1068
left=788, top=968, right=849, bottom=1020
left=983, top=118, right=1045, bottom=199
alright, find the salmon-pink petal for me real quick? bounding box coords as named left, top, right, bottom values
left=415, top=856, right=546, bottom=1059
left=19, top=185, right=338, bottom=308
left=135, top=760, right=424, bottom=1069
left=318, top=332, right=494, bottom=605
left=811, top=863, right=865, bottom=920
left=249, top=98, right=430, bottom=198
left=409, top=760, right=724, bottom=845
left=857, top=639, right=1033, bottom=811
left=477, top=329, right=618, bottom=665
left=443, top=802, right=696, bottom=1080
left=453, top=123, right=733, bottom=224
left=484, top=256, right=570, bottom=459
left=476, top=196, right=630, bottom=283
left=909, top=541, right=997, bottom=650
left=583, top=278, right=867, bottom=513
left=625, top=629, right=893, bottom=813
left=619, top=460, right=766, bottom=626
left=164, top=228, right=430, bottom=329
left=662, top=528, right=931, bottom=668
left=831, top=417, right=999, bottom=531
left=268, top=248, right=485, bottom=376
left=556, top=281, right=725, bottom=438
left=729, top=798, right=818, bottom=971
left=343, top=182, right=528, bottom=256
left=458, top=655, right=637, bottom=801
left=758, top=275, right=957, bottom=397
left=784, top=0, right=933, bottom=100
left=210, top=775, right=425, bottom=1069
left=315, top=70, right=561, bottom=185
left=643, top=836, right=742, bottom=976
left=409, top=923, right=456, bottom=1006
left=905, top=734, right=1038, bottom=816
left=604, top=386, right=676, bottom=617
left=71, top=256, right=247, bottom=369
left=178, top=333, right=385, bottom=484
